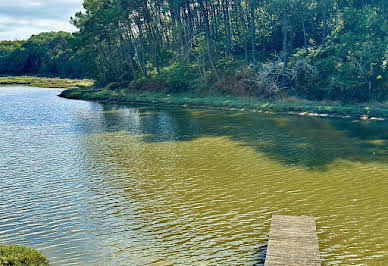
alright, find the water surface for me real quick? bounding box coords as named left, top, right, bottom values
left=0, top=86, right=387, bottom=265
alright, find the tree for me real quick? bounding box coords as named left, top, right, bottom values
left=1, top=0, right=387, bottom=102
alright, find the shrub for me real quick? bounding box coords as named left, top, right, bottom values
left=0, top=244, right=48, bottom=266
left=129, top=77, right=168, bottom=92
left=157, top=63, right=198, bottom=92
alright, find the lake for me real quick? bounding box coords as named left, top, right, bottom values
left=0, top=86, right=387, bottom=265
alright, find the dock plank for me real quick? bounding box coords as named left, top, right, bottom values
left=265, top=215, right=321, bottom=266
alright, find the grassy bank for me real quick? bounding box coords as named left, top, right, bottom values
left=60, top=87, right=388, bottom=119
left=0, top=244, right=48, bottom=265
left=0, top=76, right=94, bottom=88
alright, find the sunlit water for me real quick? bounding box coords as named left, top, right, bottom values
left=0, top=86, right=387, bottom=265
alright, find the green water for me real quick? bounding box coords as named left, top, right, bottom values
left=0, top=86, right=387, bottom=265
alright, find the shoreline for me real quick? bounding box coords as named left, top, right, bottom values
left=2, top=76, right=386, bottom=120
left=0, top=76, right=93, bottom=88
left=59, top=87, right=387, bottom=120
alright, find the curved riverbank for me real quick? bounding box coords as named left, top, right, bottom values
left=60, top=87, right=388, bottom=120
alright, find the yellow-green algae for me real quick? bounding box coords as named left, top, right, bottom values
left=79, top=126, right=387, bottom=264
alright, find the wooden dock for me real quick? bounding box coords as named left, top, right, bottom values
left=265, top=215, right=321, bottom=265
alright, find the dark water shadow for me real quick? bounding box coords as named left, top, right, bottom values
left=78, top=103, right=388, bottom=170
left=253, top=242, right=268, bottom=265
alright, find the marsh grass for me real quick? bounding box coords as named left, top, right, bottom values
left=0, top=244, right=48, bottom=266
left=60, top=87, right=388, bottom=119
left=0, top=76, right=94, bottom=88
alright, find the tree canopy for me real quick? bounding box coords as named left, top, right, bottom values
left=1, top=0, right=387, bottom=102
left=0, top=32, right=88, bottom=78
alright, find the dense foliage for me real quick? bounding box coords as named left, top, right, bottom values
left=0, top=244, right=48, bottom=265
left=1, top=0, right=387, bottom=102
left=0, top=32, right=88, bottom=78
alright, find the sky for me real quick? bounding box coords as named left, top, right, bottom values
left=0, top=0, right=84, bottom=41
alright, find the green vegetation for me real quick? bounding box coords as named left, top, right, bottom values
left=0, top=244, right=48, bottom=266
left=67, top=0, right=387, bottom=103
left=0, top=76, right=94, bottom=88
left=60, top=87, right=388, bottom=118
left=0, top=32, right=90, bottom=78
left=1, top=0, right=387, bottom=105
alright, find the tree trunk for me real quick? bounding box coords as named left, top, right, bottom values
left=311, top=16, right=315, bottom=39
left=211, top=2, right=219, bottom=39
left=133, top=21, right=147, bottom=77
left=302, top=19, right=308, bottom=54
left=250, top=0, right=256, bottom=71
left=223, top=0, right=231, bottom=56
left=104, top=33, right=121, bottom=81
left=118, top=33, right=134, bottom=78
left=237, top=0, right=248, bottom=62
left=199, top=1, right=220, bottom=80
left=322, top=8, right=327, bottom=49
left=124, top=32, right=137, bottom=80
left=145, top=21, right=160, bottom=74
left=368, top=80, right=372, bottom=98
left=281, top=12, right=288, bottom=89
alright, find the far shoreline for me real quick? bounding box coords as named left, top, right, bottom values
left=0, top=75, right=93, bottom=88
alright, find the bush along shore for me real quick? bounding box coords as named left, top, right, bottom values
left=0, top=76, right=94, bottom=88
left=0, top=244, right=48, bottom=265
left=60, top=87, right=388, bottom=120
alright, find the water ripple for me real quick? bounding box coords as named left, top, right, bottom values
left=0, top=86, right=387, bottom=265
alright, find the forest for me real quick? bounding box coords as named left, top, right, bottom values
left=0, top=0, right=387, bottom=103
left=0, top=32, right=88, bottom=79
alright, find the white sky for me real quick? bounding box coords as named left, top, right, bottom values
left=0, top=0, right=84, bottom=40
